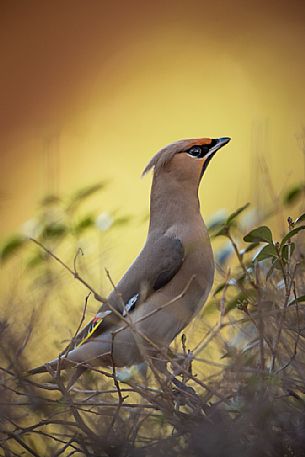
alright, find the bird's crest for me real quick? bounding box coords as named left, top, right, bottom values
left=142, top=139, right=199, bottom=176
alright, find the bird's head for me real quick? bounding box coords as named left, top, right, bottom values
left=143, top=137, right=231, bottom=184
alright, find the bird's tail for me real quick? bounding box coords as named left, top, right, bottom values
left=27, top=310, right=111, bottom=377
left=27, top=356, right=73, bottom=376
left=27, top=361, right=87, bottom=391
left=27, top=364, right=49, bottom=375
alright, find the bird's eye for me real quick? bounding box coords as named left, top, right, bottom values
left=187, top=146, right=202, bottom=158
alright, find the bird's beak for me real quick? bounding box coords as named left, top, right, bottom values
left=200, top=137, right=231, bottom=178
left=205, top=137, right=231, bottom=160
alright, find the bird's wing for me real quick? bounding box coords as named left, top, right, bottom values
left=66, top=235, right=184, bottom=349
left=103, top=234, right=185, bottom=313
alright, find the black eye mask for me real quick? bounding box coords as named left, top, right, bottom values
left=186, top=139, right=218, bottom=159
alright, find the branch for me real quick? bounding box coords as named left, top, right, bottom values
left=30, top=238, right=106, bottom=303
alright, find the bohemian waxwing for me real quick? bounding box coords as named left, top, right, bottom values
left=30, top=137, right=231, bottom=378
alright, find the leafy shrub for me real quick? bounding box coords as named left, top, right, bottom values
left=1, top=182, right=305, bottom=456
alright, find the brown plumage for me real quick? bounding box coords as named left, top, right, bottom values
left=29, top=136, right=230, bottom=378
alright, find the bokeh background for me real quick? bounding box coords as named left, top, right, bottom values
left=0, top=0, right=305, bottom=362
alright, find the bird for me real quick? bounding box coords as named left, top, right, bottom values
left=29, top=136, right=231, bottom=382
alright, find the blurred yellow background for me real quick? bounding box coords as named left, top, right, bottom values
left=0, top=1, right=304, bottom=322
left=1, top=2, right=304, bottom=219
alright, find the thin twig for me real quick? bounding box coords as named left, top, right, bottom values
left=30, top=238, right=106, bottom=303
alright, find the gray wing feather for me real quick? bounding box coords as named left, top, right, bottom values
left=153, top=238, right=184, bottom=290
left=101, top=235, right=184, bottom=315
left=65, top=236, right=184, bottom=348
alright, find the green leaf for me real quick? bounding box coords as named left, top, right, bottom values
left=212, top=225, right=229, bottom=238
left=280, top=225, right=305, bottom=247
left=214, top=281, right=236, bottom=296
left=209, top=204, right=250, bottom=237
left=283, top=184, right=304, bottom=206
left=40, top=194, right=61, bottom=206
left=214, top=278, right=241, bottom=296
left=225, top=292, right=247, bottom=314
left=281, top=245, right=289, bottom=262
left=223, top=289, right=256, bottom=314
left=295, top=213, right=305, bottom=224
left=281, top=243, right=295, bottom=261
left=214, top=283, right=226, bottom=295
left=255, top=244, right=278, bottom=261
left=42, top=223, right=67, bottom=239
left=289, top=295, right=305, bottom=305
left=295, top=295, right=305, bottom=303
left=68, top=182, right=107, bottom=211
left=266, top=257, right=282, bottom=281
left=0, top=235, right=25, bottom=262
left=207, top=210, right=228, bottom=231
left=240, top=242, right=260, bottom=256
left=244, top=226, right=273, bottom=244
left=74, top=215, right=95, bottom=234
left=112, top=215, right=131, bottom=227
left=226, top=202, right=250, bottom=225
left=27, top=251, right=47, bottom=269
